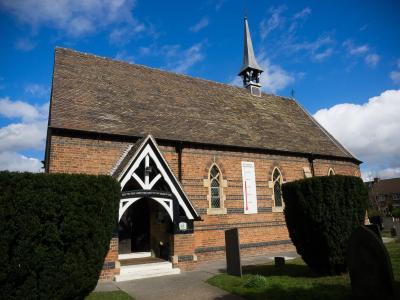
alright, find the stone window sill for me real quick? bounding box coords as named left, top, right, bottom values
left=272, top=206, right=284, bottom=213
left=207, top=207, right=227, bottom=215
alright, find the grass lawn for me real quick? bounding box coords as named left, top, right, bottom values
left=208, top=240, right=400, bottom=300
left=85, top=291, right=134, bottom=300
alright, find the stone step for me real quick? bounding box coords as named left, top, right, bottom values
left=118, top=252, right=151, bottom=260
left=119, top=261, right=173, bottom=274
left=119, top=256, right=164, bottom=267
left=115, top=262, right=180, bottom=282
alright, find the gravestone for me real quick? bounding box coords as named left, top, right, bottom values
left=274, top=256, right=285, bottom=267
left=390, top=226, right=397, bottom=237
left=347, top=225, right=397, bottom=300
left=225, top=228, right=242, bottom=277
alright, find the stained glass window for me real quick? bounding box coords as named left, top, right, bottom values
left=210, top=165, right=221, bottom=208
left=273, top=168, right=283, bottom=207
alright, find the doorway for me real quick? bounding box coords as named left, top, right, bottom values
left=118, top=198, right=172, bottom=261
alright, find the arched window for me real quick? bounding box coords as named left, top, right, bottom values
left=272, top=168, right=283, bottom=208
left=328, top=168, right=335, bottom=176
left=210, top=165, right=221, bottom=208
left=204, top=163, right=227, bottom=214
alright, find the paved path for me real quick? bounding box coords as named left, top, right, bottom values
left=95, top=251, right=298, bottom=300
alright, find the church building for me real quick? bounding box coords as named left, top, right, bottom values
left=44, top=18, right=361, bottom=281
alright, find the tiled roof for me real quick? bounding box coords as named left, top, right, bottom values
left=369, top=178, right=400, bottom=195
left=49, top=47, right=356, bottom=160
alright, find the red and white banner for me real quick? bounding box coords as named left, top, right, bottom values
left=241, top=161, right=258, bottom=214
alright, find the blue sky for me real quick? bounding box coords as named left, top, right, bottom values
left=0, top=0, right=399, bottom=180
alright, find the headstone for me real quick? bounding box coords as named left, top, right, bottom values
left=274, top=256, right=285, bottom=267
left=225, top=228, right=242, bottom=277
left=347, top=226, right=396, bottom=300
left=390, top=226, right=397, bottom=237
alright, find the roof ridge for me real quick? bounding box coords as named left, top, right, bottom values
left=55, top=46, right=290, bottom=100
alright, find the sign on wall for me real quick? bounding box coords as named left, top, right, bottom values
left=241, top=161, right=258, bottom=214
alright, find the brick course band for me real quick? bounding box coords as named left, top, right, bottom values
left=196, top=207, right=273, bottom=214
left=195, top=239, right=292, bottom=253
left=187, top=194, right=272, bottom=201
left=195, top=220, right=286, bottom=231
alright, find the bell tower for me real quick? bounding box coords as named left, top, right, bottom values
left=238, top=17, right=263, bottom=96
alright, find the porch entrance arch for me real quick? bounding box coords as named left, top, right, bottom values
left=118, top=197, right=173, bottom=260
left=111, top=136, right=200, bottom=259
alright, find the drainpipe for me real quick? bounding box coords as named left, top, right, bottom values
left=308, top=153, right=315, bottom=177
left=176, top=142, right=183, bottom=182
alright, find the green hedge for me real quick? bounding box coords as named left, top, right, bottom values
left=0, top=172, right=120, bottom=300
left=282, top=175, right=368, bottom=275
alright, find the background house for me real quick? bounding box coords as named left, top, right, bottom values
left=366, top=177, right=400, bottom=214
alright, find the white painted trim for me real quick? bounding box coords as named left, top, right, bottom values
left=117, top=135, right=197, bottom=220
left=147, top=136, right=198, bottom=218
left=146, top=146, right=194, bottom=219
left=148, top=173, right=162, bottom=189
left=120, top=146, right=150, bottom=189
left=119, top=197, right=173, bottom=222
left=119, top=197, right=140, bottom=221
left=132, top=173, right=146, bottom=189
left=145, top=155, right=150, bottom=187
left=153, top=197, right=173, bottom=221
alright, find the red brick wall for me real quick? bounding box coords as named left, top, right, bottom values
left=99, top=237, right=120, bottom=281
left=48, top=135, right=128, bottom=174
left=47, top=134, right=360, bottom=279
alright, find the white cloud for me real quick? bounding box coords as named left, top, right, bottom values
left=24, top=83, right=49, bottom=98
left=214, top=0, right=226, bottom=11
left=258, top=56, right=294, bottom=93
left=343, top=40, right=369, bottom=55
left=365, top=53, right=380, bottom=68
left=0, top=0, right=142, bottom=38
left=109, top=22, right=145, bottom=45
left=343, top=39, right=381, bottom=68
left=0, top=97, right=47, bottom=122
left=0, top=97, right=48, bottom=172
left=288, top=7, right=311, bottom=33
left=260, top=5, right=286, bottom=40
left=0, top=121, right=47, bottom=152
left=313, top=48, right=333, bottom=62
left=390, top=59, right=400, bottom=84
left=190, top=17, right=209, bottom=33
left=165, top=43, right=205, bottom=74
left=313, top=90, right=400, bottom=180
left=293, top=7, right=311, bottom=20
left=15, top=37, right=36, bottom=51
left=0, top=152, right=43, bottom=172
left=362, top=167, right=400, bottom=182
left=259, top=6, right=334, bottom=64
left=390, top=71, right=400, bottom=84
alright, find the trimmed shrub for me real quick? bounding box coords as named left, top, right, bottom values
left=0, top=172, right=120, bottom=300
left=282, top=175, right=368, bottom=275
